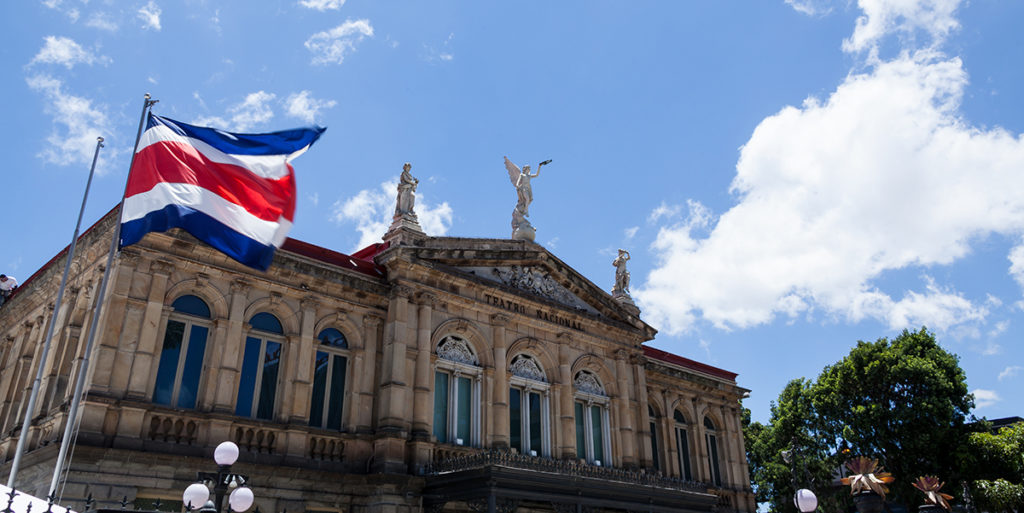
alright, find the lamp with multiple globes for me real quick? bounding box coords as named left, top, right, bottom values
left=181, top=441, right=254, bottom=513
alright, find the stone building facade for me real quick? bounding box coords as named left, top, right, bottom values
left=0, top=208, right=755, bottom=513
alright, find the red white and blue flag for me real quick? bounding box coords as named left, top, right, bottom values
left=120, top=113, right=325, bottom=270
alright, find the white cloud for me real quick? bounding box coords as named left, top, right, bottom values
left=998, top=365, right=1022, bottom=382
left=229, top=91, right=276, bottom=131
left=785, top=0, right=834, bottom=16
left=284, top=90, right=337, bottom=124
left=195, top=91, right=277, bottom=132
left=1009, top=242, right=1024, bottom=290
left=647, top=202, right=683, bottom=224
left=30, top=36, right=107, bottom=69
left=972, top=389, right=1000, bottom=409
left=636, top=49, right=1024, bottom=335
left=305, top=19, right=373, bottom=65
left=331, top=180, right=453, bottom=251
left=26, top=74, right=116, bottom=172
left=624, top=226, right=639, bottom=240
left=298, top=0, right=345, bottom=11
left=86, top=12, right=119, bottom=32
left=41, top=0, right=80, bottom=21
left=138, top=1, right=162, bottom=31
left=844, top=0, right=963, bottom=54
left=983, top=341, right=1002, bottom=356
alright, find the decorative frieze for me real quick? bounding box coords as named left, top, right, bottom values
left=436, top=335, right=478, bottom=366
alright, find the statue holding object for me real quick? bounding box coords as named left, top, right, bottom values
left=504, top=156, right=551, bottom=241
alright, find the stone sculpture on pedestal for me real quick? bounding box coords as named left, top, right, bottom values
left=504, top=156, right=551, bottom=241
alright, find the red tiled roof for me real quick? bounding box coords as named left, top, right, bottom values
left=280, top=238, right=385, bottom=278
left=11, top=206, right=386, bottom=304
left=643, top=345, right=738, bottom=381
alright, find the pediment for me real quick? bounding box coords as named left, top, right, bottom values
left=461, top=265, right=598, bottom=314
left=393, top=237, right=652, bottom=335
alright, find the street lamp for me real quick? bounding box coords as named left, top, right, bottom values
left=794, top=489, right=818, bottom=513
left=182, top=441, right=255, bottom=513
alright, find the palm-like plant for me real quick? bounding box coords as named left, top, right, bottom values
left=911, top=476, right=953, bottom=511
left=841, top=457, right=896, bottom=499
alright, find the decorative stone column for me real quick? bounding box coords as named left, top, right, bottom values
left=490, top=313, right=511, bottom=449
left=377, top=284, right=412, bottom=431
left=557, top=338, right=575, bottom=459
left=373, top=284, right=412, bottom=473
left=355, top=314, right=382, bottom=433
left=212, top=279, right=249, bottom=413
left=614, top=351, right=637, bottom=468
left=125, top=260, right=173, bottom=399
left=288, top=297, right=319, bottom=422
left=411, top=292, right=436, bottom=437
left=636, top=358, right=654, bottom=468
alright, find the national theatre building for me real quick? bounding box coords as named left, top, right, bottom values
left=0, top=165, right=755, bottom=513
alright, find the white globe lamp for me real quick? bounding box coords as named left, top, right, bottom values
left=794, top=489, right=818, bottom=513
left=214, top=441, right=240, bottom=466
left=182, top=483, right=210, bottom=510
left=229, top=487, right=255, bottom=512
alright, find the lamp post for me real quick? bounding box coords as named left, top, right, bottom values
left=182, top=442, right=255, bottom=513
left=782, top=443, right=817, bottom=513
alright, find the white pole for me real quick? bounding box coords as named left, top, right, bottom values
left=6, top=136, right=105, bottom=489
left=46, top=94, right=156, bottom=499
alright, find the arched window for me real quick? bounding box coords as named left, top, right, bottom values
left=704, top=416, right=722, bottom=486
left=309, top=328, right=349, bottom=431
left=674, top=410, right=693, bottom=480
left=236, top=312, right=283, bottom=420
left=508, top=354, right=550, bottom=457
left=649, top=405, right=661, bottom=471
left=573, top=370, right=611, bottom=465
left=153, top=295, right=211, bottom=409
left=433, top=335, right=481, bottom=446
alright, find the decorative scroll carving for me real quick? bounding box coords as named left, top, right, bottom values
left=509, top=354, right=546, bottom=382
left=491, top=266, right=587, bottom=310
left=437, top=335, right=479, bottom=366
left=491, top=313, right=511, bottom=326
left=574, top=370, right=606, bottom=396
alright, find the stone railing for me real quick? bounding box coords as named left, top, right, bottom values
left=308, top=435, right=344, bottom=461
left=147, top=414, right=199, bottom=445
left=421, top=449, right=708, bottom=493
left=232, top=425, right=278, bottom=454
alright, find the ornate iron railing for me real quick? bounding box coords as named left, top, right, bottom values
left=421, top=449, right=709, bottom=493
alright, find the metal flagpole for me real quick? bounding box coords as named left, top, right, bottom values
left=47, top=94, right=157, bottom=499
left=5, top=136, right=106, bottom=489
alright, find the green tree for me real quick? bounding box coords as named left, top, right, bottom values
left=745, top=379, right=839, bottom=513
left=745, top=328, right=976, bottom=510
left=812, top=328, right=974, bottom=504
left=966, top=422, right=1024, bottom=512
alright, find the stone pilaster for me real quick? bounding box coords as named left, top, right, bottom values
left=557, top=341, right=575, bottom=460
left=489, top=313, right=510, bottom=449
left=212, top=279, right=249, bottom=413
left=411, top=292, right=436, bottom=437
left=355, top=314, right=382, bottom=433
left=125, top=261, right=172, bottom=399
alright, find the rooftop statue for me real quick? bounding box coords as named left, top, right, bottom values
left=395, top=162, right=419, bottom=219
left=504, top=156, right=551, bottom=241
left=612, top=249, right=631, bottom=297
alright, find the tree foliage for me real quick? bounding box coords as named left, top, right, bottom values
left=745, top=328, right=977, bottom=511
left=965, top=423, right=1024, bottom=512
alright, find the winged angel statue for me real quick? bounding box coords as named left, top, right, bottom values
left=504, top=156, right=551, bottom=240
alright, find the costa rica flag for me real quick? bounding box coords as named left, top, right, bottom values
left=120, top=113, right=325, bottom=270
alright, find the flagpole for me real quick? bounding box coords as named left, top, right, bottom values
left=46, top=94, right=157, bottom=499
left=5, top=135, right=106, bottom=489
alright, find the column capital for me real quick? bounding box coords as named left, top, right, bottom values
left=230, top=278, right=252, bottom=294
left=151, top=258, right=175, bottom=275
left=389, top=283, right=413, bottom=300
left=363, top=314, right=385, bottom=329
left=490, top=313, right=511, bottom=326
left=413, top=291, right=438, bottom=307
left=300, top=295, right=320, bottom=311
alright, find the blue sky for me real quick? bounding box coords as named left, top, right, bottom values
left=4, top=0, right=1024, bottom=424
